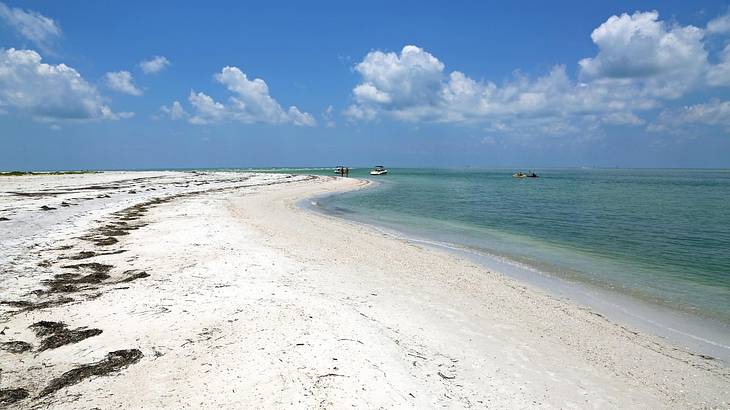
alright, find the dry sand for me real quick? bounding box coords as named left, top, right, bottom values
left=0, top=171, right=728, bottom=408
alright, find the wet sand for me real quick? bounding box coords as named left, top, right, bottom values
left=0, top=171, right=728, bottom=408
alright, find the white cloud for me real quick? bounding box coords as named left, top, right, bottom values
left=707, top=44, right=730, bottom=86
left=188, top=91, right=226, bottom=124
left=322, top=105, right=335, bottom=127
left=601, top=112, right=645, bottom=126
left=345, top=11, right=730, bottom=137
left=346, top=46, right=656, bottom=126
left=353, top=45, right=444, bottom=107
left=287, top=106, right=316, bottom=127
left=343, top=104, right=377, bottom=121
left=650, top=100, right=730, bottom=132
left=483, top=116, right=592, bottom=140
left=579, top=11, right=705, bottom=79
left=139, top=56, right=170, bottom=74
left=184, top=66, right=315, bottom=126
left=578, top=11, right=707, bottom=98
left=0, top=2, right=61, bottom=51
left=0, top=48, right=130, bottom=121
left=707, top=12, right=730, bottom=34
left=105, top=71, right=143, bottom=96
left=160, top=100, right=188, bottom=120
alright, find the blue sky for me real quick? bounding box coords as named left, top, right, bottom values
left=1, top=1, right=729, bottom=170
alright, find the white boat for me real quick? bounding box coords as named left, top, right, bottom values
left=370, top=166, right=388, bottom=175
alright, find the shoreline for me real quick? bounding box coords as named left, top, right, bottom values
left=302, top=180, right=730, bottom=362
left=1, top=171, right=728, bottom=407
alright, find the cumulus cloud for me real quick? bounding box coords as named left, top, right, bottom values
left=187, top=91, right=226, bottom=124
left=105, top=71, right=143, bottom=96
left=0, top=48, right=130, bottom=121
left=352, top=45, right=444, bottom=108
left=322, top=105, right=335, bottom=127
left=707, top=44, right=730, bottom=86
left=650, top=100, right=730, bottom=133
left=579, top=11, right=705, bottom=79
left=344, top=45, right=448, bottom=122
left=707, top=12, right=730, bottom=34
left=0, top=2, right=61, bottom=51
left=183, top=66, right=315, bottom=126
left=160, top=100, right=188, bottom=120
left=578, top=11, right=707, bottom=97
left=345, top=45, right=655, bottom=126
left=139, top=56, right=170, bottom=74
left=345, top=11, right=730, bottom=136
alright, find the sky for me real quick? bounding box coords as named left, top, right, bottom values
left=1, top=1, right=730, bottom=170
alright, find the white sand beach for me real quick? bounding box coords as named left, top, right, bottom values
left=0, top=171, right=728, bottom=408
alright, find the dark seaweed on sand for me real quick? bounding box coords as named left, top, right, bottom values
left=29, top=320, right=66, bottom=337
left=39, top=349, right=143, bottom=397
left=29, top=321, right=103, bottom=351
left=0, top=340, right=33, bottom=354
left=0, top=388, right=29, bottom=405
left=119, top=270, right=150, bottom=283
left=0, top=297, right=74, bottom=312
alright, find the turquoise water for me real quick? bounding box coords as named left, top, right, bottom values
left=280, top=168, right=730, bottom=324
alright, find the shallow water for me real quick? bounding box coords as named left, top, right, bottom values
left=275, top=168, right=730, bottom=327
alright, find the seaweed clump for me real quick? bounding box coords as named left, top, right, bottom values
left=0, top=297, right=74, bottom=313
left=0, top=388, right=29, bottom=405
left=65, top=251, right=97, bottom=260
left=29, top=321, right=102, bottom=351
left=29, top=320, right=66, bottom=337
left=41, top=263, right=114, bottom=293
left=119, top=270, right=150, bottom=283
left=0, top=340, right=33, bottom=353
left=39, top=349, right=143, bottom=397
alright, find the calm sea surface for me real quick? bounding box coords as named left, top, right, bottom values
left=267, top=167, right=730, bottom=324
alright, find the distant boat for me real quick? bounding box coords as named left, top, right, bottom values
left=513, top=170, right=539, bottom=178
left=370, top=166, right=388, bottom=175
